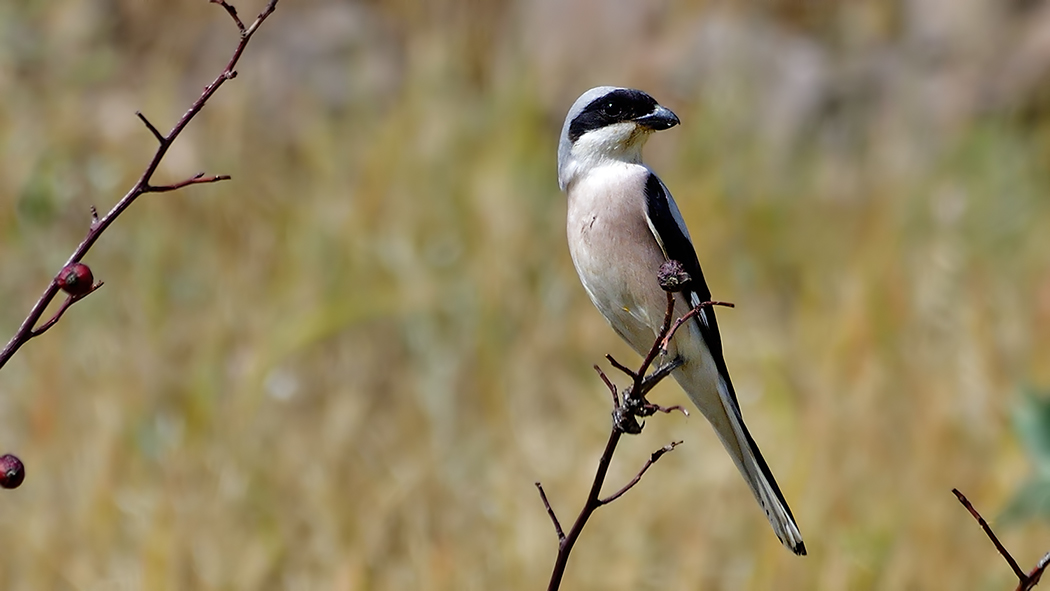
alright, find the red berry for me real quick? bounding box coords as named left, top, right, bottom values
left=56, top=263, right=94, bottom=296
left=0, top=454, right=24, bottom=489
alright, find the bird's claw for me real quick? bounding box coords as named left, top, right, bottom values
left=613, top=407, right=643, bottom=434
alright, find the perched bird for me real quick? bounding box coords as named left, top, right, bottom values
left=558, top=86, right=805, bottom=555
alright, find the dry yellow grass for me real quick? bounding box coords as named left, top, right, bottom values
left=2, top=1, right=1050, bottom=589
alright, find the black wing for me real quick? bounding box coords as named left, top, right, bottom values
left=644, top=172, right=801, bottom=529
left=643, top=172, right=737, bottom=406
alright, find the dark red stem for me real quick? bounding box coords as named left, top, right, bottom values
left=0, top=0, right=279, bottom=370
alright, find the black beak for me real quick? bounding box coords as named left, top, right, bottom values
left=634, top=105, right=680, bottom=130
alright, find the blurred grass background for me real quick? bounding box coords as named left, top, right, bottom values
left=2, top=0, right=1050, bottom=589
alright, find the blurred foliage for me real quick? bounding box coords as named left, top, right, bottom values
left=2, top=0, right=1050, bottom=590
left=1002, top=391, right=1050, bottom=524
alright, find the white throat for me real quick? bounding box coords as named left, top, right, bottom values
left=559, top=123, right=651, bottom=191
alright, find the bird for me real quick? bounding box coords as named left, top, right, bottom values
left=558, top=86, right=806, bottom=555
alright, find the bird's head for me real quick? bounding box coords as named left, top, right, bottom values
left=558, top=86, right=680, bottom=191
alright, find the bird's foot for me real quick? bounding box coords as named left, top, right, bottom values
left=612, top=406, right=644, bottom=434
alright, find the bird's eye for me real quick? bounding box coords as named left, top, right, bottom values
left=600, top=102, right=623, bottom=118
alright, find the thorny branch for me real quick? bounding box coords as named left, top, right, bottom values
left=0, top=0, right=280, bottom=371
left=953, top=488, right=1050, bottom=590
left=537, top=260, right=734, bottom=591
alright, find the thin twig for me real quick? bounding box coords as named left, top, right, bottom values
left=545, top=427, right=624, bottom=591
left=135, top=111, right=166, bottom=144
left=950, top=489, right=1050, bottom=591
left=605, top=354, right=636, bottom=381
left=147, top=173, right=232, bottom=193
left=600, top=441, right=682, bottom=504
left=535, top=483, right=566, bottom=542
left=28, top=283, right=104, bottom=338
left=210, top=0, right=246, bottom=33
left=637, top=358, right=683, bottom=398
left=660, top=299, right=735, bottom=352
left=244, top=0, right=279, bottom=37
left=593, top=365, right=619, bottom=407
left=953, top=488, right=1027, bottom=581
left=0, top=0, right=280, bottom=371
